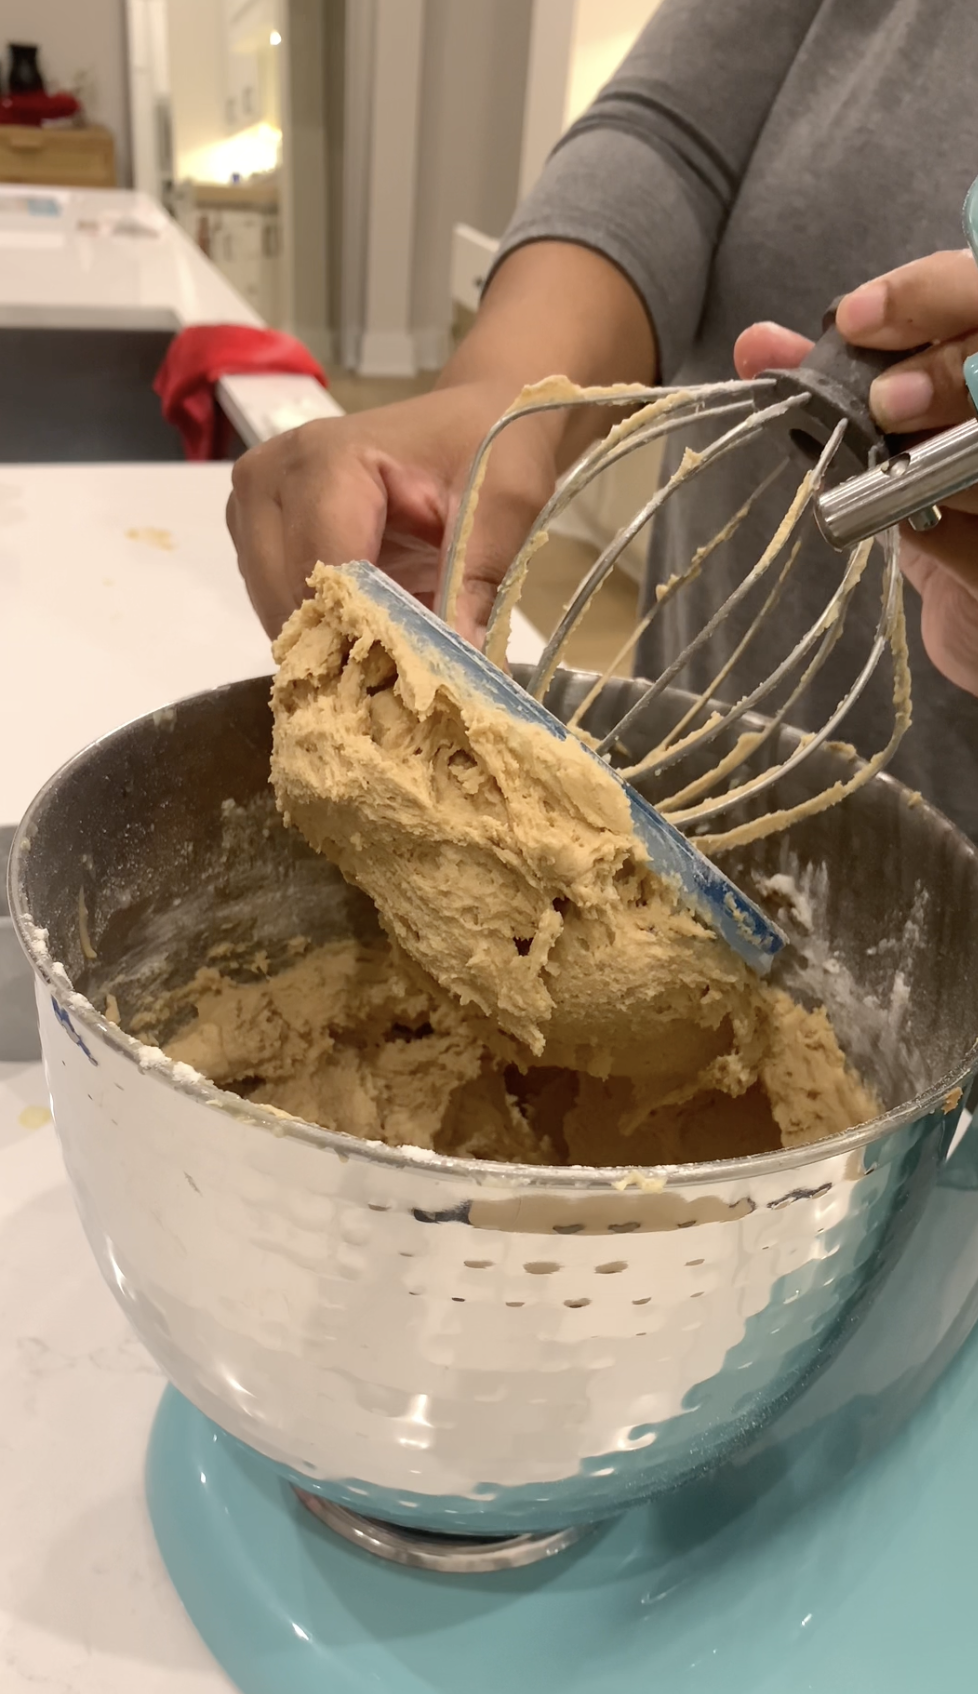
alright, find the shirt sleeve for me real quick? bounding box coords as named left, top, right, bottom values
left=491, top=0, right=823, bottom=379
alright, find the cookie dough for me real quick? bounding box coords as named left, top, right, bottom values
left=159, top=938, right=562, bottom=1164
left=238, top=562, right=879, bottom=1159
left=157, top=933, right=876, bottom=1165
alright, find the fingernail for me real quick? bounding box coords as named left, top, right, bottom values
left=838, top=280, right=887, bottom=336
left=870, top=369, right=934, bottom=428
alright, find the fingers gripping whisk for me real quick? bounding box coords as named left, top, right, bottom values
left=436, top=373, right=911, bottom=854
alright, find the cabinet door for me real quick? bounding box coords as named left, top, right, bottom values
left=259, top=213, right=281, bottom=325
left=0, top=125, right=116, bottom=188
left=225, top=50, right=261, bottom=131
left=209, top=209, right=264, bottom=311
left=226, top=0, right=280, bottom=52
left=234, top=212, right=264, bottom=260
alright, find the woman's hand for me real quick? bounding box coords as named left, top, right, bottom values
left=734, top=251, right=978, bottom=697
left=227, top=241, right=656, bottom=647
left=227, top=381, right=559, bottom=647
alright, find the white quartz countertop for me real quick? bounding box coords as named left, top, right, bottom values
left=0, top=184, right=259, bottom=333
left=0, top=462, right=271, bottom=824
left=0, top=460, right=544, bottom=825
left=0, top=1076, right=235, bottom=1691
left=0, top=459, right=266, bottom=1687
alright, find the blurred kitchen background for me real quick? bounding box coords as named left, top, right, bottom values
left=2, top=0, right=655, bottom=372
left=0, top=0, right=664, bottom=661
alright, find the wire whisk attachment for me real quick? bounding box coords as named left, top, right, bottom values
left=437, top=370, right=910, bottom=853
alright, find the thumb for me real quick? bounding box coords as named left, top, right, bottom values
left=280, top=450, right=447, bottom=619
left=230, top=435, right=391, bottom=640
left=735, top=322, right=814, bottom=380
left=451, top=485, right=551, bottom=647
left=281, top=452, right=389, bottom=582
left=445, top=424, right=558, bottom=647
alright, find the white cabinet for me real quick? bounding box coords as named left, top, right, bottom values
left=172, top=184, right=282, bottom=325
left=226, top=0, right=281, bottom=52
left=225, top=49, right=261, bottom=131
left=223, top=0, right=281, bottom=132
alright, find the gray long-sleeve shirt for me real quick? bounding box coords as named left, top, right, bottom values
left=494, top=0, right=978, bottom=839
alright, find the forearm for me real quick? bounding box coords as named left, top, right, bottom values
left=436, top=240, right=657, bottom=468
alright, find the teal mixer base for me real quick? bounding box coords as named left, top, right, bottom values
left=147, top=1134, right=978, bottom=1693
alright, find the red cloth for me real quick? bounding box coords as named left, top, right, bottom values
left=0, top=93, right=80, bottom=125
left=153, top=325, right=328, bottom=461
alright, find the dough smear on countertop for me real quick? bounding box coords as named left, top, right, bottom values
left=152, top=559, right=872, bottom=1164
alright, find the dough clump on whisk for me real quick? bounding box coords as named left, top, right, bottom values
left=261, top=562, right=876, bottom=1159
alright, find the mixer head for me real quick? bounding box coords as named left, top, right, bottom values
left=436, top=363, right=912, bottom=855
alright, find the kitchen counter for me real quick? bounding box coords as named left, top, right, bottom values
left=0, top=1086, right=234, bottom=1692
left=0, top=184, right=341, bottom=447
left=0, top=462, right=270, bottom=823
left=0, top=463, right=265, bottom=1688
left=0, top=461, right=543, bottom=825
left=0, top=185, right=246, bottom=333
left=0, top=455, right=544, bottom=1690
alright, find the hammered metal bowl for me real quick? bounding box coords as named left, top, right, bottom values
left=9, top=671, right=978, bottom=1535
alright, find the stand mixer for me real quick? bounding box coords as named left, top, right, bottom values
left=9, top=661, right=978, bottom=1693
left=10, top=181, right=978, bottom=1694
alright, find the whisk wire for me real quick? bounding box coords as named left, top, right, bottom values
left=438, top=377, right=777, bottom=637
left=439, top=373, right=911, bottom=856
left=525, top=393, right=811, bottom=703
left=564, top=461, right=790, bottom=738
left=688, top=534, right=910, bottom=852
left=655, top=538, right=871, bottom=815
left=592, top=415, right=839, bottom=761
left=483, top=397, right=763, bottom=670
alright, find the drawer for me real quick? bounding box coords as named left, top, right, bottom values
left=0, top=124, right=116, bottom=189
left=213, top=210, right=264, bottom=264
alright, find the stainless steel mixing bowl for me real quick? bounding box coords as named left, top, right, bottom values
left=9, top=670, right=978, bottom=1537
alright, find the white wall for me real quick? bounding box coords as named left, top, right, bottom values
left=409, top=0, right=532, bottom=368
left=165, top=0, right=226, bottom=174
left=358, top=0, right=425, bottom=376
left=281, top=0, right=331, bottom=362
left=2, top=0, right=133, bottom=185
left=565, top=0, right=661, bottom=126
left=518, top=0, right=665, bottom=574
left=347, top=0, right=531, bottom=375
left=127, top=0, right=171, bottom=198
left=520, top=0, right=660, bottom=199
